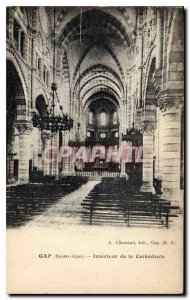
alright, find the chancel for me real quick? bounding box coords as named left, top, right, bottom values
left=6, top=7, right=184, bottom=228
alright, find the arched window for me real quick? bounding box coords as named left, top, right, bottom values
left=89, top=111, right=94, bottom=125
left=13, top=17, right=26, bottom=59
left=100, top=111, right=107, bottom=126
left=13, top=19, right=20, bottom=50
left=20, top=31, right=25, bottom=58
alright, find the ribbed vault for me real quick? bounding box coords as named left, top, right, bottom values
left=73, top=64, right=124, bottom=102
left=56, top=9, right=134, bottom=47
left=55, top=8, right=135, bottom=88
left=54, top=7, right=133, bottom=121
left=84, top=92, right=119, bottom=111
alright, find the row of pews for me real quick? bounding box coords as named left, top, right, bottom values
left=81, top=178, right=179, bottom=228
left=6, top=176, right=88, bottom=228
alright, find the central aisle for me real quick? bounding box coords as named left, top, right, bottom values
left=27, top=180, right=100, bottom=228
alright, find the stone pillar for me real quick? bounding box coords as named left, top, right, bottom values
left=122, top=99, right=127, bottom=133
left=120, top=99, right=127, bottom=178
left=25, top=35, right=29, bottom=63
left=137, top=30, right=143, bottom=108
left=32, top=127, right=39, bottom=168
left=62, top=133, right=72, bottom=176
left=52, top=132, right=59, bottom=179
left=38, top=131, right=43, bottom=171
left=7, top=126, right=17, bottom=183
left=81, top=111, right=87, bottom=138
left=69, top=156, right=75, bottom=176
left=42, top=131, right=52, bottom=176
left=31, top=33, right=37, bottom=109
left=158, top=93, right=183, bottom=204
left=140, top=122, right=156, bottom=193
left=135, top=108, right=143, bottom=129
left=16, top=121, right=33, bottom=184
left=156, top=8, right=163, bottom=70
left=7, top=126, right=19, bottom=183
left=120, top=140, right=126, bottom=177
left=7, top=156, right=14, bottom=184
left=127, top=96, right=132, bottom=129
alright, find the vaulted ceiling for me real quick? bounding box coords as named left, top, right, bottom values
left=43, top=7, right=138, bottom=108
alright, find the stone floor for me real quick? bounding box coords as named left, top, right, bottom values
left=26, top=180, right=100, bottom=228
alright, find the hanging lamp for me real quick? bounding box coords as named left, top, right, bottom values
left=32, top=7, right=73, bottom=133
left=68, top=8, right=85, bottom=147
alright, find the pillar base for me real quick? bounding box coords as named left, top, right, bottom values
left=120, top=172, right=126, bottom=178
left=140, top=184, right=155, bottom=194
left=19, top=177, right=29, bottom=184
left=62, top=171, right=75, bottom=177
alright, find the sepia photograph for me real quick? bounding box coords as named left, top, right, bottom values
left=5, top=5, right=184, bottom=294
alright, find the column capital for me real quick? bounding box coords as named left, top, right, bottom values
left=140, top=121, right=157, bottom=135
left=13, top=126, right=19, bottom=136
left=15, top=121, right=33, bottom=135
left=157, top=90, right=184, bottom=113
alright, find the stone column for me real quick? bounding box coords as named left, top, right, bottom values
left=156, top=8, right=163, bottom=70
left=137, top=29, right=143, bottom=108
left=51, top=132, right=59, bottom=179
left=42, top=131, right=52, bottom=176
left=140, top=122, right=156, bottom=193
left=127, top=95, right=132, bottom=129
left=31, top=33, right=37, bottom=109
left=81, top=111, right=87, bottom=138
left=7, top=126, right=19, bottom=183
left=25, top=35, right=30, bottom=63
left=158, top=93, right=183, bottom=204
left=32, top=127, right=39, bottom=168
left=37, top=130, right=43, bottom=171
left=120, top=99, right=128, bottom=178
left=122, top=99, right=127, bottom=133
left=62, top=133, right=72, bottom=176
left=120, top=140, right=126, bottom=177
left=135, top=108, right=143, bottom=129
left=16, top=121, right=33, bottom=184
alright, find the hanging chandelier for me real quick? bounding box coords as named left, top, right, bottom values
left=68, top=8, right=85, bottom=147
left=122, top=122, right=142, bottom=146
left=32, top=7, right=73, bottom=133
